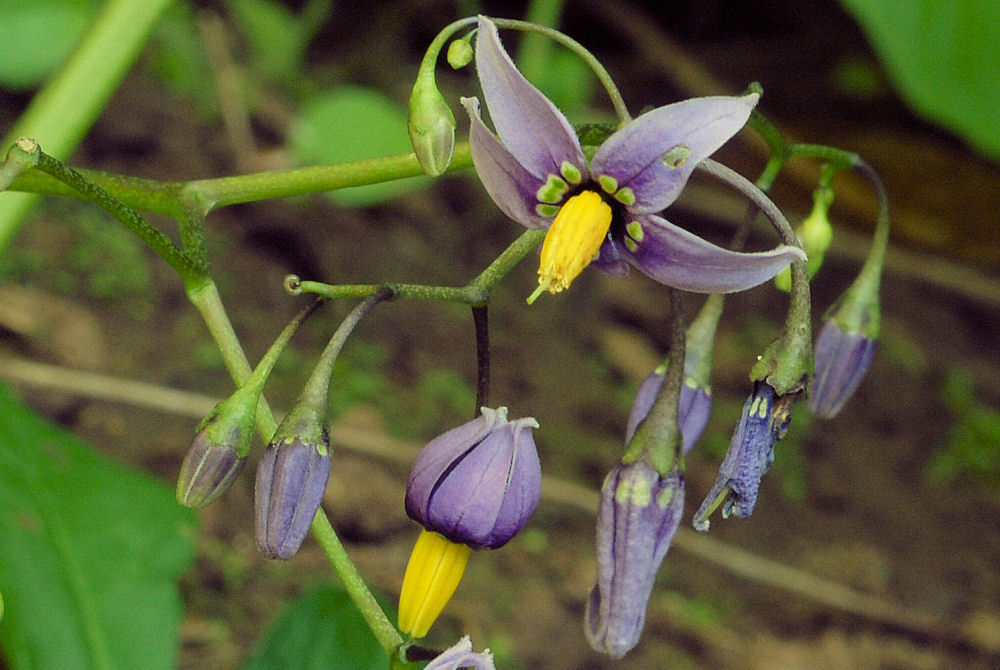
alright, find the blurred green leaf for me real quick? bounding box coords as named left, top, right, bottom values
left=226, top=0, right=306, bottom=82
left=0, top=383, right=197, bottom=669
left=840, top=0, right=1000, bottom=159
left=241, top=583, right=389, bottom=670
left=0, top=0, right=98, bottom=90
left=289, top=85, right=428, bottom=207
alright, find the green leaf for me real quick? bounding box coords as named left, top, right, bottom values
left=225, top=0, right=306, bottom=82
left=0, top=383, right=197, bottom=670
left=839, top=0, right=1000, bottom=159
left=0, top=0, right=98, bottom=90
left=289, top=86, right=429, bottom=207
left=241, top=583, right=389, bottom=670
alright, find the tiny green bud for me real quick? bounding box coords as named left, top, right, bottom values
left=408, top=73, right=456, bottom=176
left=446, top=37, right=474, bottom=69
left=775, top=186, right=834, bottom=291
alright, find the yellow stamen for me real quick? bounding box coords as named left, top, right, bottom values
left=397, top=529, right=472, bottom=638
left=528, top=190, right=612, bottom=304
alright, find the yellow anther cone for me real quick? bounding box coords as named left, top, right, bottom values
left=398, top=529, right=472, bottom=638
left=528, top=190, right=612, bottom=303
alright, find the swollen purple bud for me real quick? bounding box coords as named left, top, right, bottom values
left=585, top=459, right=684, bottom=658
left=405, top=407, right=541, bottom=550
left=255, top=427, right=331, bottom=560
left=809, top=320, right=876, bottom=418
left=625, top=370, right=712, bottom=455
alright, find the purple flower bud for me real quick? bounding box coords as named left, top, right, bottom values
left=405, top=407, right=540, bottom=550
left=585, top=460, right=684, bottom=658
left=176, top=429, right=247, bottom=508
left=809, top=320, right=876, bottom=418
left=693, top=382, right=799, bottom=531
left=255, top=429, right=331, bottom=560
left=625, top=370, right=712, bottom=454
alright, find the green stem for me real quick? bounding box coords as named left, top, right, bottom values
left=34, top=152, right=207, bottom=283
left=311, top=508, right=405, bottom=656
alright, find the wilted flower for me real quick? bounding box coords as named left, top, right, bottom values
left=399, top=407, right=541, bottom=638
left=255, top=410, right=331, bottom=560
left=693, top=382, right=798, bottom=531
left=463, top=16, right=803, bottom=302
left=809, top=319, right=876, bottom=419
left=625, top=368, right=711, bottom=455
left=585, top=459, right=684, bottom=658
left=423, top=635, right=496, bottom=670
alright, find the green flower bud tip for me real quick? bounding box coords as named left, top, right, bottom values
left=775, top=187, right=834, bottom=291
left=447, top=37, right=474, bottom=69
left=408, top=76, right=456, bottom=177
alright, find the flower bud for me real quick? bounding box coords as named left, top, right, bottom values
left=399, top=407, right=540, bottom=638
left=176, top=427, right=247, bottom=508
left=808, top=319, right=876, bottom=418
left=446, top=37, right=474, bottom=69
left=585, top=459, right=684, bottom=658
left=693, top=381, right=799, bottom=531
left=254, top=412, right=331, bottom=560
left=177, top=390, right=257, bottom=508
left=625, top=368, right=711, bottom=455
left=775, top=185, right=834, bottom=291
left=408, top=73, right=456, bottom=176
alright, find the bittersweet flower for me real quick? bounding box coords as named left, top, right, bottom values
left=462, top=17, right=803, bottom=302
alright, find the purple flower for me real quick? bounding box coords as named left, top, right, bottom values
left=809, top=320, right=876, bottom=418
left=255, top=428, right=331, bottom=559
left=693, top=382, right=797, bottom=531
left=585, top=459, right=684, bottom=658
left=625, top=369, right=712, bottom=454
left=405, top=406, right=541, bottom=550
left=424, top=636, right=496, bottom=670
left=462, top=16, right=803, bottom=301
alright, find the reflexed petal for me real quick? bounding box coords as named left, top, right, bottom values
left=622, top=214, right=805, bottom=293
left=425, top=636, right=496, bottom=670
left=475, top=16, right=586, bottom=178
left=405, top=406, right=508, bottom=523
left=461, top=97, right=549, bottom=229
left=591, top=95, right=758, bottom=213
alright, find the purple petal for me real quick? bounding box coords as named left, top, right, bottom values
left=461, top=97, right=549, bottom=229
left=591, top=95, right=758, bottom=213
left=621, top=214, right=805, bottom=293
left=474, top=16, right=586, bottom=178
left=625, top=371, right=712, bottom=455
left=424, top=636, right=496, bottom=670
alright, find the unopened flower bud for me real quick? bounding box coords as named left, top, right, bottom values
left=585, top=459, right=684, bottom=658
left=255, top=411, right=331, bottom=560
left=446, top=37, right=474, bottom=69
left=408, top=73, right=456, bottom=176
left=809, top=319, right=876, bottom=418
left=626, top=368, right=711, bottom=455
left=399, top=407, right=540, bottom=638
left=776, top=185, right=834, bottom=291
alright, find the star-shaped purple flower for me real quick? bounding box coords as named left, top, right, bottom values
left=462, top=17, right=804, bottom=301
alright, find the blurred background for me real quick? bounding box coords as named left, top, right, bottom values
left=1, top=0, right=998, bottom=668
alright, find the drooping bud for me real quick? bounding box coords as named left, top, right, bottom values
left=775, top=184, right=834, bottom=291
left=446, top=37, right=474, bottom=69
left=692, top=381, right=800, bottom=531
left=585, top=459, right=684, bottom=658
left=254, top=410, right=331, bottom=560
left=176, top=400, right=252, bottom=508
left=809, top=319, right=876, bottom=418
left=408, top=71, right=457, bottom=176
left=399, top=407, right=541, bottom=638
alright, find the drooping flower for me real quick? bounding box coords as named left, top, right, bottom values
left=423, top=635, right=496, bottom=670
left=399, top=407, right=541, bottom=638
left=462, top=16, right=804, bottom=302
left=585, top=459, right=684, bottom=658
left=692, top=381, right=798, bottom=531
